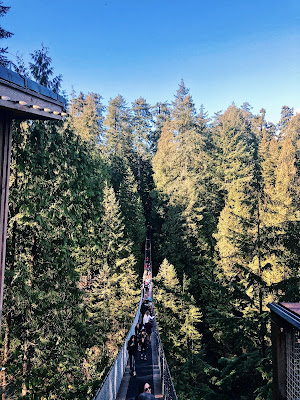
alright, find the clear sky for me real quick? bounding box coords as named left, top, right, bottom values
left=2, top=0, right=300, bottom=123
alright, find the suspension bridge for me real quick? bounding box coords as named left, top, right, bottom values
left=1, top=65, right=300, bottom=400
left=92, top=234, right=178, bottom=400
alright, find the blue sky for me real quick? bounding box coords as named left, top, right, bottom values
left=2, top=0, right=300, bottom=123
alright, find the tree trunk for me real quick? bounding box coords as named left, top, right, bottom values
left=1, top=315, right=9, bottom=400
left=29, top=235, right=36, bottom=287
left=22, top=235, right=36, bottom=395
left=21, top=333, right=29, bottom=397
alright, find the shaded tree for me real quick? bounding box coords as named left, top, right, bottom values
left=30, top=44, right=62, bottom=93
left=0, top=1, right=13, bottom=66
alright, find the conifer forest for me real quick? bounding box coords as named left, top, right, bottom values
left=0, top=9, right=300, bottom=400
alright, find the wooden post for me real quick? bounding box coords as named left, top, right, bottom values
left=268, top=303, right=300, bottom=400
left=0, top=111, right=12, bottom=334
left=270, top=311, right=287, bottom=400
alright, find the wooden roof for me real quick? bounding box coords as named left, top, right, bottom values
left=280, top=303, right=300, bottom=317
left=0, top=65, right=67, bottom=121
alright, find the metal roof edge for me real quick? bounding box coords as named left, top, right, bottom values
left=267, top=302, right=300, bottom=330
left=0, top=65, right=67, bottom=106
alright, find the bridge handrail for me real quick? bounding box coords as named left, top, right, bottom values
left=92, top=233, right=178, bottom=400
left=153, top=313, right=178, bottom=400
left=92, top=290, right=143, bottom=400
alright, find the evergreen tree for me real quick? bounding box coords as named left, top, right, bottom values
left=14, top=52, right=29, bottom=76
left=152, top=121, right=179, bottom=195
left=104, top=95, right=133, bottom=159
left=2, top=49, right=110, bottom=399
left=131, top=97, right=152, bottom=186
left=103, top=95, right=134, bottom=192
left=118, top=166, right=146, bottom=264
left=277, top=105, right=294, bottom=141
left=153, top=82, right=209, bottom=280
left=151, top=101, right=171, bottom=153
left=171, top=79, right=196, bottom=136
left=152, top=121, right=188, bottom=275
left=84, top=183, right=139, bottom=375
left=131, top=97, right=155, bottom=220
left=154, top=259, right=207, bottom=400
left=103, top=96, right=148, bottom=254
left=0, top=1, right=13, bottom=66
left=4, top=121, right=91, bottom=399
left=268, top=136, right=299, bottom=287
left=285, top=113, right=300, bottom=182
left=30, top=44, right=62, bottom=93
left=69, top=90, right=105, bottom=145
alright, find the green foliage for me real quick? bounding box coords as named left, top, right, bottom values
left=30, top=44, right=62, bottom=93
left=154, top=259, right=203, bottom=398
left=277, top=105, right=294, bottom=140
left=5, top=120, right=92, bottom=398
left=104, top=95, right=133, bottom=163
left=83, top=184, right=139, bottom=393
left=152, top=93, right=299, bottom=399
left=132, top=97, right=152, bottom=162
left=102, top=96, right=147, bottom=264
left=69, top=91, right=105, bottom=145
left=4, top=117, right=141, bottom=398
left=151, top=102, right=171, bottom=153
left=2, top=69, right=299, bottom=400
left=118, top=167, right=146, bottom=262
left=0, top=1, right=13, bottom=66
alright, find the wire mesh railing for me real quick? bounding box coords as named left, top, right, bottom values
left=153, top=318, right=178, bottom=400
left=286, top=328, right=300, bottom=400
left=92, top=291, right=143, bottom=400
left=92, top=233, right=178, bottom=400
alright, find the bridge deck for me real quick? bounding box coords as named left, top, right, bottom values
left=116, top=332, right=162, bottom=400
left=94, top=235, right=175, bottom=400
left=116, top=279, right=163, bottom=400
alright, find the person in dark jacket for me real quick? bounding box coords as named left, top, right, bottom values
left=136, top=382, right=155, bottom=399
left=140, top=328, right=147, bottom=360
left=127, top=335, right=138, bottom=376
left=135, top=323, right=141, bottom=351
left=141, top=301, right=149, bottom=321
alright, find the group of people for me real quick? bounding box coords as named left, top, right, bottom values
left=143, top=266, right=152, bottom=297
left=127, top=301, right=155, bottom=376
left=127, top=253, right=156, bottom=398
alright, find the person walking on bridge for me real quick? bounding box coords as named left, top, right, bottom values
left=143, top=310, right=154, bottom=343
left=140, top=328, right=147, bottom=360
left=127, top=335, right=137, bottom=376
left=136, top=382, right=155, bottom=399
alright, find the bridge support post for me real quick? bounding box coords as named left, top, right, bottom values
left=0, top=112, right=12, bottom=334
left=270, top=311, right=287, bottom=400
left=268, top=302, right=300, bottom=400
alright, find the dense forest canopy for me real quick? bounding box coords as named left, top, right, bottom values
left=0, top=8, right=299, bottom=399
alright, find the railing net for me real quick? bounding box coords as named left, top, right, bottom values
left=92, top=234, right=178, bottom=400
left=153, top=317, right=178, bottom=400
left=92, top=292, right=143, bottom=400
left=286, top=329, right=300, bottom=400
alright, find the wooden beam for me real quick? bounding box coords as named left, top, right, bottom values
left=0, top=65, right=67, bottom=121
left=0, top=80, right=66, bottom=121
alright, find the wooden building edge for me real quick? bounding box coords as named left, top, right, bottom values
left=268, top=302, right=300, bottom=400
left=0, top=65, right=67, bottom=121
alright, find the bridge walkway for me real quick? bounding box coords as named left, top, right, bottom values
left=116, top=302, right=163, bottom=399
left=92, top=235, right=177, bottom=400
